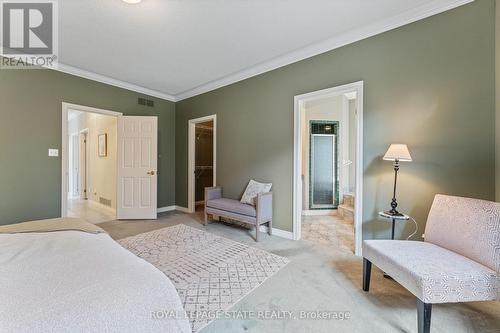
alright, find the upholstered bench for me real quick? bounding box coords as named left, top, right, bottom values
left=362, top=194, right=499, bottom=333
left=204, top=186, right=273, bottom=241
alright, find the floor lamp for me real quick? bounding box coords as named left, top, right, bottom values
left=383, top=144, right=412, bottom=217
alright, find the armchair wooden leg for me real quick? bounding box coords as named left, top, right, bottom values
left=362, top=258, right=372, bottom=292
left=204, top=211, right=208, bottom=225
left=255, top=223, right=259, bottom=242
left=417, top=299, right=432, bottom=333
left=268, top=219, right=272, bottom=236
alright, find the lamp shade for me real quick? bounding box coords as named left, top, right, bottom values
left=383, top=144, right=412, bottom=162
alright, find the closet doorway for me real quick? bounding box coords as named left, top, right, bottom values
left=188, top=115, right=217, bottom=213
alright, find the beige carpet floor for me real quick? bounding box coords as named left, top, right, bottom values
left=118, top=224, right=289, bottom=332
left=99, top=211, right=500, bottom=333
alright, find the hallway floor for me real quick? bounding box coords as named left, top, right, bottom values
left=302, top=214, right=355, bottom=253
left=68, top=198, right=115, bottom=224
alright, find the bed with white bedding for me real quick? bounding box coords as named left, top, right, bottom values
left=0, top=219, right=191, bottom=333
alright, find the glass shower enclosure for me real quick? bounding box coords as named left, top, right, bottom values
left=309, top=121, right=339, bottom=209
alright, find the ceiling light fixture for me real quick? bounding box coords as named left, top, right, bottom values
left=122, top=0, right=142, bottom=4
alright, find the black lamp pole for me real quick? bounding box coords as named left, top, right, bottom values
left=385, top=159, right=403, bottom=218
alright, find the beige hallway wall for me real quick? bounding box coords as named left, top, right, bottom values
left=68, top=112, right=117, bottom=209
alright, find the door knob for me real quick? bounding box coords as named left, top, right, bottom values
left=147, top=171, right=156, bottom=176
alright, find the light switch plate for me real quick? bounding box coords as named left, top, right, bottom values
left=48, top=149, right=59, bottom=157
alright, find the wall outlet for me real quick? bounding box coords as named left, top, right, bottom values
left=48, top=149, right=59, bottom=157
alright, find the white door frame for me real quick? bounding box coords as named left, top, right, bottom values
left=69, top=132, right=79, bottom=197
left=61, top=102, right=123, bottom=217
left=79, top=128, right=89, bottom=200
left=293, top=81, right=364, bottom=255
left=188, top=114, right=217, bottom=213
left=340, top=94, right=350, bottom=200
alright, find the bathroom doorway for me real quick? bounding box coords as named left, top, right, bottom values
left=309, top=121, right=339, bottom=210
left=293, top=81, right=363, bottom=255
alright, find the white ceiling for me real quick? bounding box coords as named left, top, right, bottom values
left=58, top=0, right=472, bottom=101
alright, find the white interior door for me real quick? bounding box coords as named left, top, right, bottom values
left=117, top=116, right=158, bottom=219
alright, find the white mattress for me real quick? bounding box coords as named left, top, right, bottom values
left=0, top=231, right=191, bottom=333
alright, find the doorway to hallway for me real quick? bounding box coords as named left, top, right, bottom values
left=66, top=108, right=117, bottom=224
left=62, top=102, right=160, bottom=222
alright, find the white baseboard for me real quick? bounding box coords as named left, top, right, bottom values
left=157, top=205, right=190, bottom=213
left=259, top=225, right=294, bottom=240
left=208, top=215, right=294, bottom=240
left=157, top=206, right=175, bottom=213
left=157, top=206, right=293, bottom=240
left=302, top=209, right=338, bottom=216
left=87, top=199, right=116, bottom=215
left=175, top=206, right=190, bottom=213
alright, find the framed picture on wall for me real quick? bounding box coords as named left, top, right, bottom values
left=98, top=134, right=107, bottom=157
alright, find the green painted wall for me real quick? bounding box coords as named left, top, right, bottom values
left=0, top=68, right=176, bottom=225
left=176, top=0, right=495, bottom=237
left=496, top=0, right=500, bottom=201
left=0, top=1, right=495, bottom=234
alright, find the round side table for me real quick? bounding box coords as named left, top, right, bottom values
left=378, top=211, right=410, bottom=240
left=378, top=211, right=410, bottom=279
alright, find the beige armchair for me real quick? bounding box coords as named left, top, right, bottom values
left=362, top=194, right=499, bottom=333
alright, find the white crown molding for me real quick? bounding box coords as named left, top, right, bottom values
left=1, top=0, right=472, bottom=103
left=56, top=64, right=177, bottom=102
left=174, top=0, right=473, bottom=101
left=0, top=49, right=177, bottom=101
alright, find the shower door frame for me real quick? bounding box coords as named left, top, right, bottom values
left=309, top=120, right=339, bottom=210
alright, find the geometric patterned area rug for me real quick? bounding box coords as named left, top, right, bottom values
left=118, top=224, right=290, bottom=332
